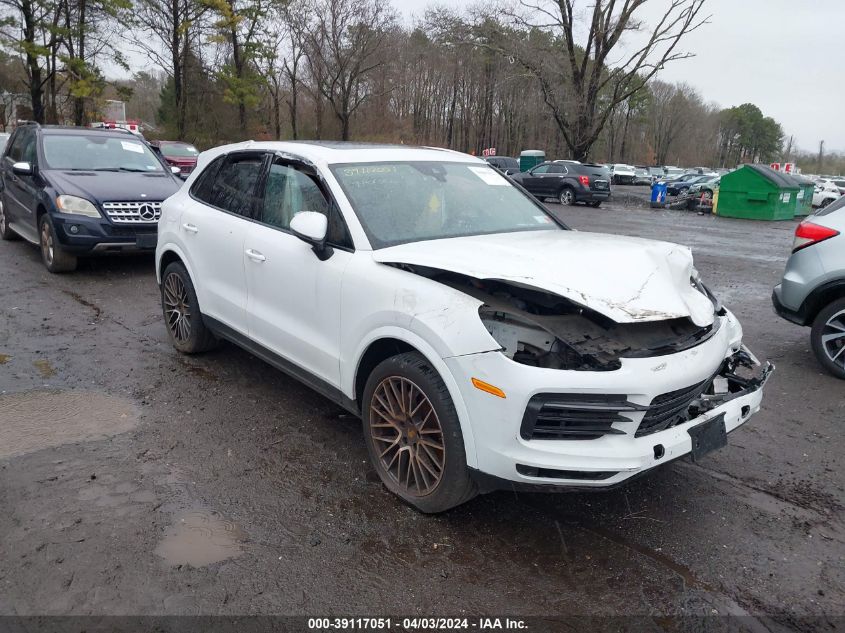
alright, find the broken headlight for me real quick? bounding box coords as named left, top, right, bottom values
left=479, top=309, right=619, bottom=371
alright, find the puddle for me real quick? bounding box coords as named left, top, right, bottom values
left=154, top=509, right=246, bottom=567
left=0, top=353, right=10, bottom=364
left=0, top=390, right=138, bottom=459
left=32, top=359, right=56, bottom=378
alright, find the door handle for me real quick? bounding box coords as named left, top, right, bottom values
left=245, top=248, right=266, bottom=262
left=182, top=223, right=199, bottom=234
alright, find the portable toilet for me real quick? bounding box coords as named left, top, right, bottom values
left=519, top=150, right=545, bottom=172
left=790, top=175, right=815, bottom=217
left=716, top=164, right=800, bottom=220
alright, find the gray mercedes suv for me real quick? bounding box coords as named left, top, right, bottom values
left=773, top=196, right=845, bottom=379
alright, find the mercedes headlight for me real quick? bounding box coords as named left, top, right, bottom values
left=56, top=195, right=100, bottom=218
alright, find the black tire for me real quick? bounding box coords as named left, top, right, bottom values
left=161, top=261, right=217, bottom=354
left=558, top=187, right=576, bottom=206
left=0, top=197, right=19, bottom=241
left=588, top=201, right=602, bottom=208
left=362, top=352, right=477, bottom=513
left=820, top=198, right=832, bottom=208
left=39, top=215, right=77, bottom=273
left=810, top=298, right=845, bottom=380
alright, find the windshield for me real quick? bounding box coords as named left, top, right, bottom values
left=42, top=134, right=164, bottom=172
left=331, top=161, right=561, bottom=249
left=161, top=143, right=199, bottom=158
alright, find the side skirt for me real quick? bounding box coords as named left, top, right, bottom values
left=203, top=315, right=360, bottom=417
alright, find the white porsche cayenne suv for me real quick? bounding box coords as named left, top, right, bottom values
left=156, top=141, right=772, bottom=513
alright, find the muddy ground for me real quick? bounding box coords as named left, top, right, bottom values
left=0, top=201, right=842, bottom=630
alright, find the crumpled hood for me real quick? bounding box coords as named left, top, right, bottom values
left=373, top=230, right=715, bottom=327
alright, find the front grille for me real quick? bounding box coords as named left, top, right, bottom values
left=102, top=201, right=162, bottom=224
left=521, top=393, right=644, bottom=441
left=635, top=379, right=710, bottom=437
left=523, top=378, right=715, bottom=441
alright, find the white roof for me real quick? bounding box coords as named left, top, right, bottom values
left=196, top=140, right=481, bottom=169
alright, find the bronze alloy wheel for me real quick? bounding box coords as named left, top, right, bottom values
left=163, top=271, right=192, bottom=343
left=369, top=376, right=446, bottom=496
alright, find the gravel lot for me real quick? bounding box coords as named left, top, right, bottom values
left=0, top=200, right=842, bottom=630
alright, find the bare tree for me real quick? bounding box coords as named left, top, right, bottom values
left=305, top=0, right=395, bottom=140
left=132, top=0, right=206, bottom=136
left=478, top=0, right=708, bottom=160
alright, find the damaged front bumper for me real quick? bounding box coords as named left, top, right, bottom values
left=445, top=315, right=773, bottom=489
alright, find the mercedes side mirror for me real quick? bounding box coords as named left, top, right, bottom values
left=290, top=211, right=332, bottom=260
left=12, top=161, right=32, bottom=176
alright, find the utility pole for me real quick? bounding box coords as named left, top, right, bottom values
left=818, top=140, right=825, bottom=173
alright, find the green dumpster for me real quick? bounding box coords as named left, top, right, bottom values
left=519, top=150, right=545, bottom=172
left=716, top=164, right=799, bottom=220
left=790, top=175, right=815, bottom=217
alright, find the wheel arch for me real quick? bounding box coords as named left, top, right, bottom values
left=802, top=279, right=845, bottom=325
left=349, top=329, right=479, bottom=469
left=156, top=244, right=196, bottom=286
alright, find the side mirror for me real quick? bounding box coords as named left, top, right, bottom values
left=290, top=211, right=332, bottom=260
left=12, top=161, right=32, bottom=176
left=170, top=166, right=182, bottom=176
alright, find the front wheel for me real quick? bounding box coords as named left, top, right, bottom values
left=559, top=188, right=576, bottom=206
left=810, top=298, right=845, bottom=380
left=39, top=216, right=77, bottom=273
left=362, top=352, right=477, bottom=513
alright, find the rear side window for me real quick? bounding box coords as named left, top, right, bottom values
left=196, top=153, right=266, bottom=218
left=814, top=195, right=845, bottom=217
left=191, top=156, right=225, bottom=203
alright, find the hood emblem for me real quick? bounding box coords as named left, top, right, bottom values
left=138, top=203, right=157, bottom=222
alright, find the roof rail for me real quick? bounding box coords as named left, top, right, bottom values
left=18, top=120, right=40, bottom=128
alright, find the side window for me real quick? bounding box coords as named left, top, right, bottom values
left=205, top=153, right=265, bottom=218
left=549, top=164, right=567, bottom=174
left=260, top=161, right=351, bottom=248
left=6, top=130, right=26, bottom=162
left=20, top=130, right=37, bottom=166
left=191, top=156, right=225, bottom=204
left=532, top=164, right=549, bottom=174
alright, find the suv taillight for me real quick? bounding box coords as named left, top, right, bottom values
left=578, top=175, right=590, bottom=186
left=792, top=221, right=839, bottom=253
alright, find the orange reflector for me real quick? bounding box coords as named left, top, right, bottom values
left=471, top=377, right=506, bottom=399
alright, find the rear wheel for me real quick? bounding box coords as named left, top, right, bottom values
left=558, top=187, right=575, bottom=206
left=39, top=216, right=77, bottom=273
left=362, top=352, right=476, bottom=513
left=161, top=261, right=217, bottom=354
left=810, top=298, right=845, bottom=380
left=0, top=198, right=19, bottom=241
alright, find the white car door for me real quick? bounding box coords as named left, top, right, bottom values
left=243, top=158, right=353, bottom=388
left=180, top=151, right=268, bottom=333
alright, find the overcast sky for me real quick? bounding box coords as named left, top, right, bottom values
left=397, top=0, right=845, bottom=153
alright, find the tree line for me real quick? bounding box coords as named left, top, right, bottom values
left=0, top=0, right=801, bottom=169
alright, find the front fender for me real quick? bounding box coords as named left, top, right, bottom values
left=345, top=326, right=479, bottom=469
